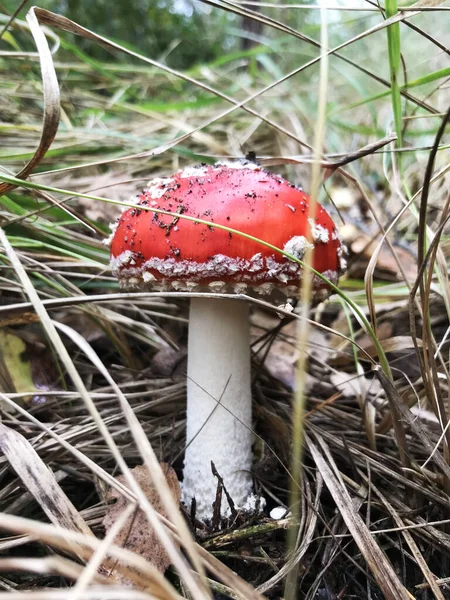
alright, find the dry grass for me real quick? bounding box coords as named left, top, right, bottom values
left=0, top=2, right=450, bottom=598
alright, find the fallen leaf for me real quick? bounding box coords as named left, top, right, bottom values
left=348, top=232, right=417, bottom=282
left=102, top=463, right=180, bottom=586
left=0, top=331, right=40, bottom=407
left=150, top=346, right=187, bottom=378
left=252, top=316, right=330, bottom=391
left=330, top=371, right=362, bottom=399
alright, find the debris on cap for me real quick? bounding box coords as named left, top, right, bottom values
left=109, top=162, right=346, bottom=301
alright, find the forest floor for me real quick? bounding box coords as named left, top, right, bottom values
left=0, top=4, right=449, bottom=599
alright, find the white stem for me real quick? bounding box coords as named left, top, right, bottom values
left=182, top=297, right=253, bottom=521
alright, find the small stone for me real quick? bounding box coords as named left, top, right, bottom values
left=270, top=506, right=291, bottom=520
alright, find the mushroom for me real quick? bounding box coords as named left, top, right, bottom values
left=109, top=160, right=346, bottom=522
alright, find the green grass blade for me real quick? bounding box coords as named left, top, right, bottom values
left=385, top=0, right=403, bottom=146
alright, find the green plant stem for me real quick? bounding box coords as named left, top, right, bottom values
left=385, top=0, right=402, bottom=148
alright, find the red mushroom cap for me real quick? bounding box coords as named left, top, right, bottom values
left=109, top=161, right=346, bottom=299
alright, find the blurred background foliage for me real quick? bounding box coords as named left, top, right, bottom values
left=1, top=0, right=237, bottom=68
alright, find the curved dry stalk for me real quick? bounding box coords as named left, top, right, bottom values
left=0, top=8, right=60, bottom=195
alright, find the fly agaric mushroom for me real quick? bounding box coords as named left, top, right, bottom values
left=109, top=160, right=346, bottom=522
